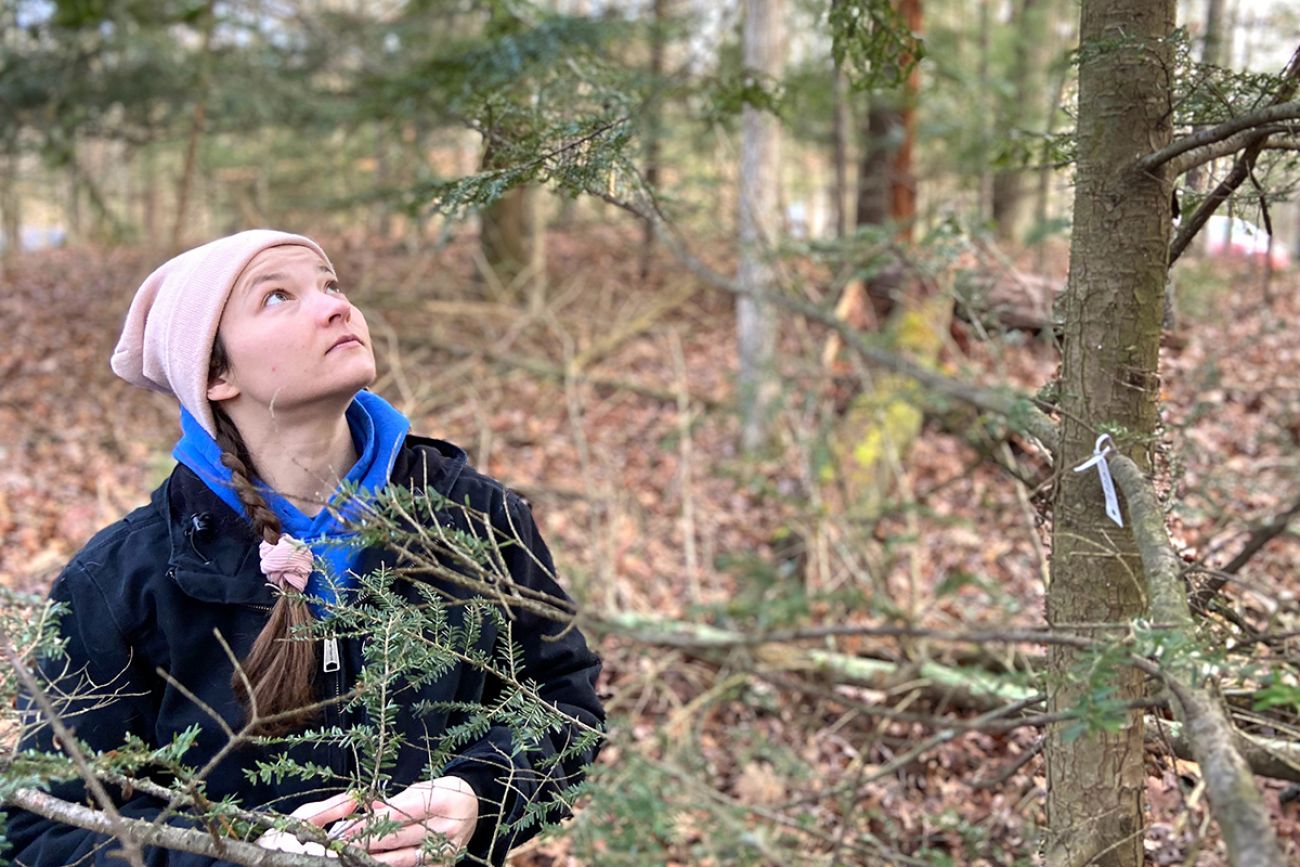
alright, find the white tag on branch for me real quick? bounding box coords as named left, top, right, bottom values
left=1072, top=433, right=1124, bottom=527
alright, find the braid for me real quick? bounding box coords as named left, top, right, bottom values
left=209, top=340, right=319, bottom=737
left=211, top=413, right=282, bottom=544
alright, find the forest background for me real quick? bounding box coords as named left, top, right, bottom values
left=3, top=0, right=1300, bottom=864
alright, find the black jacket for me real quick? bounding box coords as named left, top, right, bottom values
left=2, top=436, right=604, bottom=866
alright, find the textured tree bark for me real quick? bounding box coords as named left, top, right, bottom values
left=1045, top=1, right=1175, bottom=865
left=736, top=0, right=783, bottom=452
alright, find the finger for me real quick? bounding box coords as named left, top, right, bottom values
left=357, top=822, right=422, bottom=853
left=367, top=847, right=422, bottom=867
left=368, top=845, right=459, bottom=867
left=291, top=791, right=361, bottom=827
left=364, top=819, right=468, bottom=854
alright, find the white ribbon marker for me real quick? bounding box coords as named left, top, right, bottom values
left=1072, top=433, right=1124, bottom=528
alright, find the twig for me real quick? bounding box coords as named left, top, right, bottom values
left=972, top=737, right=1044, bottom=789
left=1191, top=493, right=1300, bottom=612
left=0, top=633, right=150, bottom=867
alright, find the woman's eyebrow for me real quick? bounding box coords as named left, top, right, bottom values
left=246, top=271, right=288, bottom=293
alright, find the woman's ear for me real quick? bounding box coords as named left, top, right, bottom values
left=207, top=372, right=240, bottom=402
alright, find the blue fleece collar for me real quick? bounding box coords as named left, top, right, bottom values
left=172, top=390, right=411, bottom=611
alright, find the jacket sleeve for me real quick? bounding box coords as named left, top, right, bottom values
left=439, top=491, right=605, bottom=866
left=2, top=563, right=238, bottom=867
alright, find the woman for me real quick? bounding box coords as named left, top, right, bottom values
left=3, top=230, right=604, bottom=866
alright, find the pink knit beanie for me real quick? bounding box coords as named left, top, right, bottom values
left=110, top=229, right=332, bottom=438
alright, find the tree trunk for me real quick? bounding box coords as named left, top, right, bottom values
left=1045, top=1, right=1175, bottom=865
left=855, top=101, right=892, bottom=232
left=1202, top=0, right=1226, bottom=66
left=737, top=0, right=784, bottom=452
left=171, top=0, right=217, bottom=248
left=1185, top=0, right=1228, bottom=196
left=891, top=0, right=920, bottom=241
left=0, top=154, right=19, bottom=257
left=831, top=61, right=850, bottom=239
left=479, top=180, right=546, bottom=308
left=1033, top=10, right=1073, bottom=273
left=640, top=0, right=669, bottom=276
left=977, top=0, right=992, bottom=222
left=991, top=0, right=1043, bottom=241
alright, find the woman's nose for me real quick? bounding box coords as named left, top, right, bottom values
left=317, top=289, right=352, bottom=323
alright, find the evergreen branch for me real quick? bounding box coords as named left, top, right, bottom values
left=1169, top=45, right=1300, bottom=265
left=1136, top=100, right=1300, bottom=174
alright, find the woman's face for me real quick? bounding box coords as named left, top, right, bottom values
left=206, top=244, right=376, bottom=416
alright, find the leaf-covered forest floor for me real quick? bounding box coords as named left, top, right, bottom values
left=2, top=229, right=1298, bottom=865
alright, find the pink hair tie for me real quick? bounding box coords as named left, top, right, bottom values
left=259, top=535, right=313, bottom=593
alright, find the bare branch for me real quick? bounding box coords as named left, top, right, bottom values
left=1137, top=101, right=1300, bottom=173
left=1167, top=124, right=1300, bottom=176
left=1190, top=493, right=1300, bottom=614
left=4, top=788, right=356, bottom=867
left=1108, top=454, right=1284, bottom=867
left=0, top=634, right=149, bottom=867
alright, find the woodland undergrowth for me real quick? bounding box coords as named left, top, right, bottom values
left=1, top=227, right=1298, bottom=865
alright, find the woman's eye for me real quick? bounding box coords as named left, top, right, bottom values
left=264, top=289, right=290, bottom=307
left=326, top=282, right=345, bottom=295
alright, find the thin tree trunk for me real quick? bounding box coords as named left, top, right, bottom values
left=737, top=0, right=784, bottom=452
left=1186, top=0, right=1228, bottom=195
left=66, top=137, right=82, bottom=243
left=0, top=154, right=19, bottom=256
left=1033, top=9, right=1073, bottom=273
left=1045, top=1, right=1176, bottom=865
left=641, top=0, right=669, bottom=276
left=171, top=0, right=217, bottom=248
left=140, top=144, right=158, bottom=242
left=479, top=127, right=546, bottom=309
left=976, top=0, right=992, bottom=222
left=991, top=0, right=1043, bottom=241
left=831, top=64, right=849, bottom=239
left=855, top=102, right=891, bottom=231
left=891, top=0, right=920, bottom=241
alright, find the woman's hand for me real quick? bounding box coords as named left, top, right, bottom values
left=256, top=791, right=360, bottom=857
left=336, top=776, right=479, bottom=866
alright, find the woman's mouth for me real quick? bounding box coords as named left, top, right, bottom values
left=327, top=336, right=362, bottom=353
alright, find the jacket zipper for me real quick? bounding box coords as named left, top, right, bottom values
left=323, top=635, right=341, bottom=672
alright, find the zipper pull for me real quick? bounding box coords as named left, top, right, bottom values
left=323, top=636, right=341, bottom=673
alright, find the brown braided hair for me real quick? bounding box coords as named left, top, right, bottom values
left=208, top=338, right=319, bottom=737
